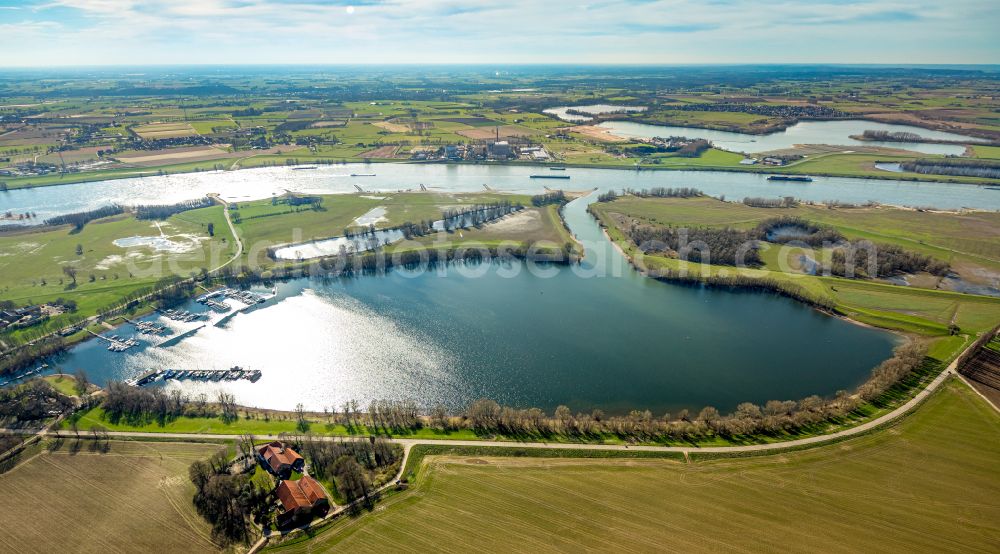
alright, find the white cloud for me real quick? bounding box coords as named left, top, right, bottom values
left=1, top=0, right=997, bottom=65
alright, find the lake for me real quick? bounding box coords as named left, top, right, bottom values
left=48, top=191, right=902, bottom=415
left=543, top=105, right=647, bottom=122
left=599, top=119, right=984, bottom=156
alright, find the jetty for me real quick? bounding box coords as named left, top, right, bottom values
left=129, top=366, right=262, bottom=387
left=159, top=308, right=204, bottom=322
left=123, top=317, right=169, bottom=335
left=766, top=175, right=813, bottom=182
left=86, top=329, right=139, bottom=352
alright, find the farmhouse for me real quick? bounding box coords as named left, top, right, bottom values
left=275, top=475, right=329, bottom=525
left=257, top=441, right=304, bottom=477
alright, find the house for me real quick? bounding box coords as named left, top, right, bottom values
left=275, top=475, right=329, bottom=526
left=257, top=441, right=305, bottom=478
left=762, top=157, right=785, bottom=166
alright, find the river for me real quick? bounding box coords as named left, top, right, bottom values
left=3, top=163, right=999, bottom=225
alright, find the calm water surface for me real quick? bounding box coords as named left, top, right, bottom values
left=599, top=119, right=983, bottom=156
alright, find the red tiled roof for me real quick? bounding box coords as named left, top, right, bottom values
left=276, top=475, right=327, bottom=512
left=257, top=441, right=303, bottom=474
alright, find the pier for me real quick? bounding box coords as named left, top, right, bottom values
left=122, top=317, right=169, bottom=335
left=129, top=366, right=262, bottom=387
left=85, top=329, right=139, bottom=352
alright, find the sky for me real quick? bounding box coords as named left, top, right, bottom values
left=0, top=0, right=997, bottom=66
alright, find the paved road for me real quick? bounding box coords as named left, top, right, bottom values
left=208, top=194, right=243, bottom=273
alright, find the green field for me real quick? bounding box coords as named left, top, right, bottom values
left=590, top=195, right=1000, bottom=335
left=0, top=206, right=234, bottom=337
left=265, top=379, right=1000, bottom=553
left=0, top=440, right=225, bottom=553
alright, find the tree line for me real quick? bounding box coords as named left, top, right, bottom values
left=900, top=158, right=1000, bottom=179
left=44, top=204, right=125, bottom=230
left=742, top=196, right=799, bottom=208
left=135, top=197, right=214, bottom=220
left=441, top=201, right=520, bottom=231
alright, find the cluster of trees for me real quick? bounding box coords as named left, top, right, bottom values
left=0, top=378, right=73, bottom=422
left=530, top=190, right=567, bottom=206
left=831, top=241, right=949, bottom=278
left=899, top=159, right=1000, bottom=179
left=366, top=399, right=420, bottom=433
left=298, top=436, right=402, bottom=505
left=44, top=204, right=125, bottom=230
left=862, top=130, right=924, bottom=142
left=754, top=216, right=844, bottom=246
left=284, top=194, right=322, bottom=208
left=102, top=381, right=223, bottom=425
left=0, top=336, right=67, bottom=377
left=627, top=223, right=762, bottom=267
left=397, top=219, right=437, bottom=239
left=743, top=196, right=799, bottom=208
left=189, top=451, right=269, bottom=545
left=135, top=197, right=214, bottom=220
left=597, top=188, right=703, bottom=203
left=673, top=139, right=711, bottom=157
left=630, top=187, right=703, bottom=198
left=441, top=201, right=520, bottom=231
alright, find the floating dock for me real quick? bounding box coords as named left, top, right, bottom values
left=129, top=366, right=262, bottom=387
left=86, top=329, right=138, bottom=352
left=0, top=364, right=48, bottom=386
left=766, top=175, right=813, bottom=182
left=123, top=317, right=169, bottom=335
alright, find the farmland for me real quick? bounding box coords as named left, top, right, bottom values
left=2, top=67, right=997, bottom=190
left=265, top=379, right=1000, bottom=553
left=0, top=440, right=226, bottom=553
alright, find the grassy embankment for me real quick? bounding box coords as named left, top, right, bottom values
left=0, top=440, right=227, bottom=553
left=590, top=195, right=1000, bottom=336
left=263, top=378, right=1000, bottom=553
